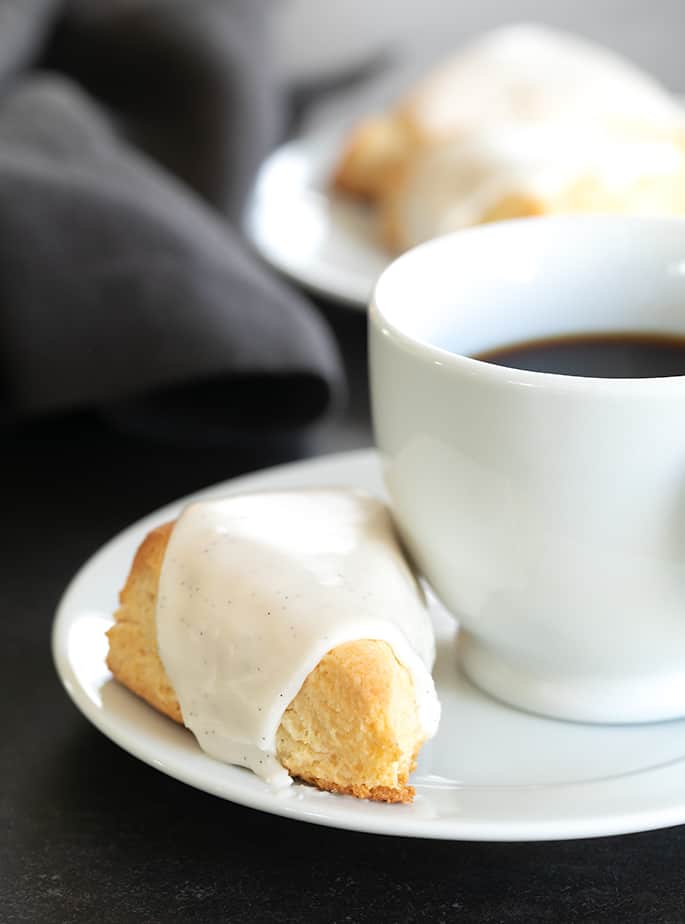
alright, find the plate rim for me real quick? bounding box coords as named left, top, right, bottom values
left=244, top=130, right=385, bottom=310
left=52, top=448, right=685, bottom=841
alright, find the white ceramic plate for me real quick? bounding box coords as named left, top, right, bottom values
left=244, top=129, right=386, bottom=309
left=245, top=108, right=685, bottom=310
left=53, top=449, right=685, bottom=841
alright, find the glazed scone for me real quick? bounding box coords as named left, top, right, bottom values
left=107, top=491, right=440, bottom=803
left=333, top=25, right=685, bottom=251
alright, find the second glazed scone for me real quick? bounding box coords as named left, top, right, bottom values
left=107, top=492, right=440, bottom=802
left=333, top=25, right=685, bottom=251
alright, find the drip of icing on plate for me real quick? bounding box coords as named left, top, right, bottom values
left=156, top=489, right=440, bottom=787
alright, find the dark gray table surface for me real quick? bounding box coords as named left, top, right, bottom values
left=3, top=299, right=685, bottom=924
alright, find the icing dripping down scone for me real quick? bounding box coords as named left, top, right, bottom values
left=106, top=490, right=440, bottom=803
left=333, top=25, right=685, bottom=251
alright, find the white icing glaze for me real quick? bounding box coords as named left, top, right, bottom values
left=391, top=25, right=685, bottom=246
left=404, top=25, right=684, bottom=140
left=156, top=490, right=440, bottom=787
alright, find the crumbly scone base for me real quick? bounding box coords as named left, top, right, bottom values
left=300, top=777, right=415, bottom=805
left=106, top=520, right=425, bottom=803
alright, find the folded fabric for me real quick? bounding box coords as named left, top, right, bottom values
left=0, top=0, right=344, bottom=434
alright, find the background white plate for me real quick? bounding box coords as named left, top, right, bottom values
left=53, top=449, right=685, bottom=841
left=244, top=108, right=685, bottom=310
left=244, top=130, right=386, bottom=309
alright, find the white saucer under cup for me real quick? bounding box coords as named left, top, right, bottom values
left=370, top=215, right=685, bottom=724
left=52, top=450, right=685, bottom=840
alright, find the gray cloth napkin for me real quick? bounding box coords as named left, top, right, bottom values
left=0, top=0, right=344, bottom=435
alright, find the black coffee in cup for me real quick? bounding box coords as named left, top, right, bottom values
left=474, top=332, right=685, bottom=378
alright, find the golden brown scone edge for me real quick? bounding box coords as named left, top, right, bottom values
left=106, top=521, right=182, bottom=724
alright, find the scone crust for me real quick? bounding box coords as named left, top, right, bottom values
left=106, top=521, right=182, bottom=724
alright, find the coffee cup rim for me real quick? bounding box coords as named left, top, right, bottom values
left=371, top=215, right=685, bottom=394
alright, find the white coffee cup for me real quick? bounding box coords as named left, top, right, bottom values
left=370, top=215, right=685, bottom=724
